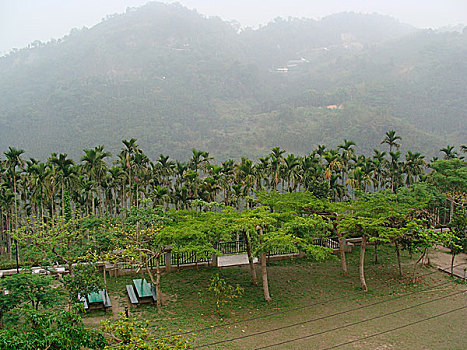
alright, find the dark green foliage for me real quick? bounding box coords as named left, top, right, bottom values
left=0, top=310, right=105, bottom=350
left=62, top=264, right=104, bottom=304
left=0, top=273, right=59, bottom=312
left=101, top=314, right=192, bottom=349
left=449, top=210, right=467, bottom=254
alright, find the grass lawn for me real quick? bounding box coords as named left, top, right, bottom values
left=84, top=244, right=467, bottom=349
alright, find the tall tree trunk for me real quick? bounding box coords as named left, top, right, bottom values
left=449, top=199, right=454, bottom=223
left=128, top=170, right=132, bottom=210
left=136, top=184, right=139, bottom=209
left=121, top=186, right=126, bottom=217
left=114, top=193, right=118, bottom=217
left=335, top=222, right=348, bottom=276
left=243, top=231, right=258, bottom=285
left=62, top=181, right=65, bottom=217
left=257, top=226, right=272, bottom=302
left=450, top=253, right=455, bottom=277
left=7, top=209, right=11, bottom=260
left=395, top=240, right=402, bottom=276
left=145, top=256, right=162, bottom=309
left=99, top=185, right=104, bottom=216
left=0, top=210, right=3, bottom=257
left=359, top=235, right=368, bottom=292
left=412, top=249, right=426, bottom=282
left=40, top=198, right=44, bottom=223
left=13, top=177, right=19, bottom=263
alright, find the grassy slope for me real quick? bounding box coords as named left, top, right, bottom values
left=88, top=245, right=467, bottom=349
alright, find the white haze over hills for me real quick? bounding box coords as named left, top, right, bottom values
left=1, top=0, right=467, bottom=55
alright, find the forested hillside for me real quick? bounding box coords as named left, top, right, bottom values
left=0, top=1, right=465, bottom=160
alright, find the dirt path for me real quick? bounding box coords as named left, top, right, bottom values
left=429, top=246, right=467, bottom=279
left=109, top=294, right=126, bottom=316
left=82, top=294, right=129, bottom=326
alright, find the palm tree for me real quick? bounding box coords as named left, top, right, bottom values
left=338, top=139, right=356, bottom=194
left=440, top=145, right=459, bottom=160
left=49, top=153, right=76, bottom=216
left=156, top=154, right=175, bottom=187
left=388, top=151, right=402, bottom=192
left=152, top=185, right=170, bottom=210
left=235, top=157, right=256, bottom=206
left=404, top=151, right=426, bottom=185
left=346, top=167, right=371, bottom=194
left=381, top=130, right=401, bottom=153
left=4, top=147, right=24, bottom=233
left=282, top=154, right=300, bottom=192
left=323, top=150, right=342, bottom=187
left=0, top=190, right=14, bottom=258
left=174, top=161, right=188, bottom=187
left=189, top=149, right=211, bottom=174
left=81, top=146, right=111, bottom=215
left=372, top=149, right=387, bottom=191
left=313, top=145, right=327, bottom=157
left=3, top=147, right=24, bottom=266
left=28, top=162, right=51, bottom=221
left=220, top=159, right=235, bottom=205
left=254, top=157, right=269, bottom=191
left=107, top=166, right=126, bottom=215
left=121, top=138, right=140, bottom=208
left=269, top=147, right=285, bottom=191
left=132, top=151, right=151, bottom=208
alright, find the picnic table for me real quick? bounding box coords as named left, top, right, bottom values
left=79, top=289, right=112, bottom=311
left=126, top=278, right=157, bottom=305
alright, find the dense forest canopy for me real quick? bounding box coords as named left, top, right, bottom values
left=0, top=2, right=466, bottom=160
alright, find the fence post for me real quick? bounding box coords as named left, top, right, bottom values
left=212, top=253, right=218, bottom=267
left=164, top=246, right=172, bottom=273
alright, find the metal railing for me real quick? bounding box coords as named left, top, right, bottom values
left=216, top=240, right=247, bottom=254
left=312, top=237, right=339, bottom=250
left=137, top=236, right=341, bottom=270
left=171, top=251, right=212, bottom=267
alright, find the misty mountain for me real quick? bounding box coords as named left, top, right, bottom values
left=0, top=1, right=465, bottom=161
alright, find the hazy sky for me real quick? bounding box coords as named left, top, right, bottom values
left=1, top=0, right=466, bottom=55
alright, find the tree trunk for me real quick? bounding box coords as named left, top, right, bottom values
left=450, top=253, right=455, bottom=277
left=335, top=223, right=348, bottom=276
left=257, top=226, right=272, bottom=302
left=40, top=199, right=44, bottom=223
left=62, top=181, right=65, bottom=217
left=136, top=184, right=139, bottom=209
left=99, top=185, right=104, bottom=216
left=6, top=210, right=11, bottom=260
left=412, top=249, right=426, bottom=282
left=13, top=177, right=19, bottom=263
left=244, top=231, right=258, bottom=285
left=145, top=256, right=162, bottom=309
left=359, top=235, right=368, bottom=292
left=449, top=199, right=454, bottom=223
left=128, top=170, right=132, bottom=209
left=395, top=241, right=402, bottom=276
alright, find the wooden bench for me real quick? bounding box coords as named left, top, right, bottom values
left=101, top=290, right=112, bottom=309
left=126, top=285, right=139, bottom=305
left=78, top=293, right=89, bottom=310
left=148, top=283, right=157, bottom=303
